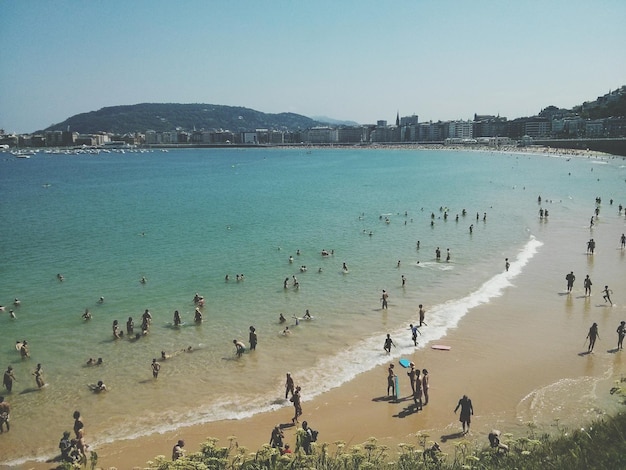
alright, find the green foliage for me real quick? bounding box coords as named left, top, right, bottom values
left=42, top=103, right=326, bottom=134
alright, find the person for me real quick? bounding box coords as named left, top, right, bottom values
left=285, top=372, right=295, bottom=399
left=446, top=248, right=450, bottom=262
left=401, top=275, right=406, bottom=287
left=172, top=439, right=185, bottom=461
left=300, top=421, right=316, bottom=455
left=381, top=290, right=389, bottom=309
left=282, top=443, right=292, bottom=454
left=33, top=363, right=45, bottom=388
left=505, top=258, right=510, bottom=272
left=291, top=386, right=302, bottom=423
left=249, top=326, right=257, bottom=350
left=488, top=429, right=508, bottom=453
left=303, top=309, right=312, bottom=319
left=422, top=369, right=430, bottom=405
left=387, top=363, right=396, bottom=396
left=617, top=321, right=625, bottom=350
left=0, top=396, right=9, bottom=433
left=565, top=271, right=575, bottom=293
left=621, top=233, right=626, bottom=249
left=126, top=317, right=134, bottom=335
left=383, top=334, right=395, bottom=354
left=282, top=326, right=291, bottom=335
left=454, top=395, right=474, bottom=434
left=279, top=313, right=286, bottom=323
left=3, top=366, right=16, bottom=393
left=82, top=309, right=91, bottom=320
left=419, top=304, right=426, bottom=326
left=91, top=380, right=107, bottom=392
left=152, top=358, right=161, bottom=378
left=59, top=431, right=72, bottom=461
left=284, top=277, right=289, bottom=289
left=194, top=308, right=202, bottom=323
left=19, top=341, right=29, bottom=358
left=435, top=247, right=441, bottom=260
left=586, top=323, right=600, bottom=352
left=269, top=424, right=284, bottom=450
left=584, top=275, right=592, bottom=297
left=73, top=411, right=84, bottom=442
left=112, top=320, right=122, bottom=339
left=173, top=310, right=182, bottom=326
left=410, top=323, right=420, bottom=346
left=413, top=369, right=423, bottom=410
left=233, top=339, right=246, bottom=357
left=407, top=363, right=417, bottom=394
left=602, top=285, right=613, bottom=305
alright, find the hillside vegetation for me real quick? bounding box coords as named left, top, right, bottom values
left=43, top=103, right=325, bottom=134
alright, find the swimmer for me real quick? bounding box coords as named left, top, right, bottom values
left=57, top=273, right=64, bottom=281
left=19, top=341, right=29, bottom=358
left=282, top=326, right=291, bottom=336
left=82, top=309, right=92, bottom=320
left=9, top=310, right=16, bottom=319
left=91, top=380, right=107, bottom=392
left=13, top=298, right=20, bottom=306
left=140, top=276, right=147, bottom=284
left=279, top=313, right=286, bottom=323
left=97, top=296, right=104, bottom=304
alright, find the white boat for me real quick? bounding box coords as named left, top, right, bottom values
left=13, top=150, right=35, bottom=159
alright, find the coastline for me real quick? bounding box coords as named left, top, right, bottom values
left=17, top=186, right=626, bottom=470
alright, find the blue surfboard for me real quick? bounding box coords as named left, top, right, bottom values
left=399, top=358, right=411, bottom=368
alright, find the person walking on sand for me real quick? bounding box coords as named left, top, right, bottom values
left=602, top=285, right=613, bottom=305
left=584, top=275, right=593, bottom=297
left=586, top=323, right=600, bottom=353
left=617, top=321, right=625, bottom=350
left=454, top=394, right=474, bottom=434
left=381, top=290, right=389, bottom=309
left=151, top=358, right=161, bottom=378
left=383, top=334, right=396, bottom=354
left=565, top=271, right=575, bottom=293
left=285, top=372, right=295, bottom=399
left=387, top=363, right=396, bottom=396
left=290, top=386, right=302, bottom=423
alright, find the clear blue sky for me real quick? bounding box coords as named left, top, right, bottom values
left=1, top=0, right=625, bottom=133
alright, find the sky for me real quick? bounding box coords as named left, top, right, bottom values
left=1, top=0, right=625, bottom=134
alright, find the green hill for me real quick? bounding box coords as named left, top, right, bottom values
left=43, top=103, right=327, bottom=134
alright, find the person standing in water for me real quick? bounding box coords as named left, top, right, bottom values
left=586, top=323, right=600, bottom=352
left=454, top=395, right=474, bottom=434
left=3, top=366, right=16, bottom=393
left=381, top=290, right=389, bottom=309
left=584, top=275, right=593, bottom=297
left=249, top=326, right=258, bottom=350
left=383, top=334, right=395, bottom=353
left=151, top=358, right=161, bottom=378
left=565, top=271, right=575, bottom=293
left=33, top=363, right=45, bottom=388
left=616, top=321, right=625, bottom=350
left=285, top=372, right=295, bottom=399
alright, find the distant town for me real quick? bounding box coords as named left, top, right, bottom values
left=1, top=86, right=625, bottom=155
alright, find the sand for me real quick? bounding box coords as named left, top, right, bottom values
left=16, top=162, right=626, bottom=470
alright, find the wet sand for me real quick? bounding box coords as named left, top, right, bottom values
left=17, top=197, right=625, bottom=470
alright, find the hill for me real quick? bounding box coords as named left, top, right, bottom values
left=42, top=103, right=327, bottom=134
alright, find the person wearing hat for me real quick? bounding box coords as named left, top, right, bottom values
left=172, top=439, right=185, bottom=461
left=3, top=366, right=16, bottom=392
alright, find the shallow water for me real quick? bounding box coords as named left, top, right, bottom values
left=0, top=147, right=624, bottom=465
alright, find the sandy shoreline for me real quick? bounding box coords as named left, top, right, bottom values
left=15, top=186, right=625, bottom=469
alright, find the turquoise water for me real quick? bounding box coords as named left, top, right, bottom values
left=0, top=147, right=624, bottom=465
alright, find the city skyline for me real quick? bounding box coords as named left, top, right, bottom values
left=1, top=0, right=625, bottom=134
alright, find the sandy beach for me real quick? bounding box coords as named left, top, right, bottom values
left=15, top=173, right=624, bottom=470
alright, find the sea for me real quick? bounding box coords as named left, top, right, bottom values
left=0, top=146, right=624, bottom=466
